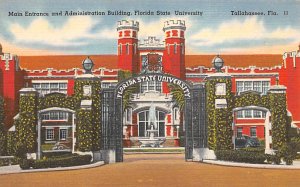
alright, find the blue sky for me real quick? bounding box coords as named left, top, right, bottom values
left=0, top=0, right=299, bottom=55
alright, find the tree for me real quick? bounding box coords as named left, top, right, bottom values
left=0, top=96, right=6, bottom=155
left=168, top=84, right=185, bottom=111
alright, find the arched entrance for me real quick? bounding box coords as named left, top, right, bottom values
left=37, top=107, right=76, bottom=159
left=232, top=106, right=273, bottom=154
left=101, top=73, right=207, bottom=162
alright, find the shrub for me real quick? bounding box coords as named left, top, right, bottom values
left=19, top=159, right=35, bottom=170
left=28, top=154, right=92, bottom=169
left=42, top=152, right=73, bottom=158
left=215, top=150, right=266, bottom=164
left=277, top=142, right=298, bottom=165
left=265, top=154, right=281, bottom=165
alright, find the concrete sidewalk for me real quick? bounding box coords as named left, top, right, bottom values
left=203, top=159, right=300, bottom=169
left=0, top=161, right=105, bottom=175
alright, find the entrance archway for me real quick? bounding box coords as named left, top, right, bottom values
left=101, top=73, right=207, bottom=162
left=37, top=107, right=76, bottom=159
left=232, top=106, right=273, bottom=154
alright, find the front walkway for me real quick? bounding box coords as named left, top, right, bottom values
left=0, top=161, right=104, bottom=175
left=1, top=154, right=300, bottom=187
left=203, top=160, right=300, bottom=169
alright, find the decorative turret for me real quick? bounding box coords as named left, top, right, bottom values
left=162, top=20, right=186, bottom=79
left=279, top=44, right=300, bottom=129
left=117, top=20, right=140, bottom=74
left=163, top=20, right=186, bottom=37
left=117, top=20, right=139, bottom=37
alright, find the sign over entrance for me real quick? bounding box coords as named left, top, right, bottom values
left=116, top=74, right=191, bottom=98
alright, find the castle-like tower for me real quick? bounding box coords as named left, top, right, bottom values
left=280, top=45, right=300, bottom=127
left=116, top=20, right=186, bottom=79
left=163, top=20, right=186, bottom=79
left=117, top=20, right=139, bottom=74
left=0, top=45, right=24, bottom=130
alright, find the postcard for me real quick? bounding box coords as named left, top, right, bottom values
left=0, top=0, right=300, bottom=186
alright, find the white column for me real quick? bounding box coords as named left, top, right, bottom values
left=264, top=111, right=273, bottom=154
left=37, top=117, right=41, bottom=160
left=72, top=113, right=75, bottom=153
left=232, top=112, right=236, bottom=149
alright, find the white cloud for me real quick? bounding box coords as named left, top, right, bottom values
left=220, top=41, right=300, bottom=54
left=10, top=16, right=99, bottom=46
left=0, top=36, right=64, bottom=55
left=190, top=17, right=300, bottom=46
left=138, top=16, right=193, bottom=41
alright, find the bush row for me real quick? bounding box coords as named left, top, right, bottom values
left=20, top=154, right=92, bottom=170
left=215, top=150, right=266, bottom=164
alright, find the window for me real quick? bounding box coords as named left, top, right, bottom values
left=262, top=81, right=270, bottom=95
left=101, top=82, right=117, bottom=88
left=167, top=44, right=170, bottom=54
left=237, top=110, right=266, bottom=118
left=253, top=110, right=262, bottom=118
left=126, top=44, right=129, bottom=55
left=133, top=43, right=137, bottom=54
left=244, top=110, right=252, bottom=118
left=138, top=110, right=165, bottom=137
left=181, top=43, right=184, bottom=54
left=244, top=81, right=252, bottom=91
left=33, top=82, right=68, bottom=96
left=140, top=81, right=162, bottom=93
left=119, top=44, right=122, bottom=54
left=236, top=82, right=243, bottom=94
left=237, top=111, right=243, bottom=118
left=46, top=129, right=54, bottom=140
left=174, top=108, right=179, bottom=121
left=125, top=108, right=132, bottom=123
left=236, top=80, right=270, bottom=95
left=236, top=110, right=266, bottom=119
left=174, top=43, right=177, bottom=54
left=42, top=111, right=68, bottom=121
left=250, top=127, right=257, bottom=137
left=59, top=129, right=67, bottom=140
left=237, top=127, right=243, bottom=138
left=253, top=81, right=262, bottom=92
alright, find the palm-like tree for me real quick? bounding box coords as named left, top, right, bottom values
left=168, top=84, right=185, bottom=111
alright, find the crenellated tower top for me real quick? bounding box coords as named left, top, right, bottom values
left=117, top=20, right=139, bottom=31
left=163, top=20, right=186, bottom=32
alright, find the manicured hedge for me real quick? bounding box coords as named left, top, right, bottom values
left=215, top=150, right=266, bottom=164
left=20, top=154, right=92, bottom=170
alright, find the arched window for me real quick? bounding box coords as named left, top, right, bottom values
left=119, top=44, right=122, bottom=55
left=173, top=108, right=179, bottom=121
left=133, top=43, right=137, bottom=54
left=167, top=44, right=170, bottom=54
left=181, top=43, right=184, bottom=54
left=174, top=43, right=177, bottom=54
left=138, top=110, right=165, bottom=137
left=126, top=44, right=129, bottom=55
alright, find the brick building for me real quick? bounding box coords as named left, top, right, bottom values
left=0, top=20, right=299, bottom=148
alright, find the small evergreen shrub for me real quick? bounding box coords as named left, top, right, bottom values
left=215, top=150, right=266, bottom=164
left=27, top=154, right=92, bottom=169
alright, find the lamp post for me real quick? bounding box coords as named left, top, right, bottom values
left=212, top=55, right=224, bottom=73
left=82, top=56, right=94, bottom=74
